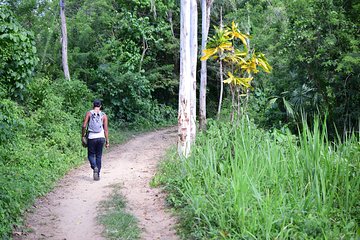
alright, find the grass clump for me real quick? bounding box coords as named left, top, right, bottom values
left=98, top=184, right=140, bottom=240
left=158, top=118, right=360, bottom=239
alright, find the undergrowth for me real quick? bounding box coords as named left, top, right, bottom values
left=156, top=118, right=360, bottom=239
left=0, top=78, right=92, bottom=238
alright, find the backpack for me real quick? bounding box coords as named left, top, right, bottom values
left=88, top=110, right=104, bottom=133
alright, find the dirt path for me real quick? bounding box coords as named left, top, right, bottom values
left=17, top=127, right=179, bottom=240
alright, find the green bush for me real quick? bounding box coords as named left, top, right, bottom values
left=0, top=78, right=92, bottom=238
left=0, top=99, right=24, bottom=144
left=158, top=118, right=360, bottom=239
left=0, top=6, right=38, bottom=100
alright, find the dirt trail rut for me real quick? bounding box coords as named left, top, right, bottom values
left=17, top=127, right=179, bottom=240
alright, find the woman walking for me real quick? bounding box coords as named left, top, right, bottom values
left=82, top=99, right=109, bottom=180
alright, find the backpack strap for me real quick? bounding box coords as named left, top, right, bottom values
left=90, top=110, right=104, bottom=117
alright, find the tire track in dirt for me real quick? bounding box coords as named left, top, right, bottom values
left=16, top=127, right=178, bottom=240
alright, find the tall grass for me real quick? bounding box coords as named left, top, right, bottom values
left=158, top=118, right=359, bottom=239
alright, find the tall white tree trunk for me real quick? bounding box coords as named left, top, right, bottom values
left=190, top=0, right=197, bottom=142
left=216, top=7, right=224, bottom=119
left=178, top=0, right=192, bottom=158
left=60, top=0, right=70, bottom=80
left=199, top=0, right=213, bottom=131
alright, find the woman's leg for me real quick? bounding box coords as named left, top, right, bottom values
left=95, top=138, right=105, bottom=174
left=87, top=139, right=96, bottom=169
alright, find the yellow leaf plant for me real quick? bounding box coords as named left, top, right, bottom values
left=200, top=21, right=272, bottom=121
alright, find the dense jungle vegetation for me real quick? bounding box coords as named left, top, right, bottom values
left=0, top=0, right=359, bottom=238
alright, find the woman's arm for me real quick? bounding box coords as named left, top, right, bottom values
left=82, top=112, right=90, bottom=137
left=103, top=114, right=109, bottom=148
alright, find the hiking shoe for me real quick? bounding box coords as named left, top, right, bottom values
left=93, top=167, right=99, bottom=181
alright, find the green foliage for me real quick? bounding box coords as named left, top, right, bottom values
left=65, top=0, right=179, bottom=126
left=51, top=78, right=93, bottom=117
left=0, top=99, right=25, bottom=143
left=280, top=0, right=360, bottom=133
left=5, top=0, right=180, bottom=127
left=0, top=6, right=38, bottom=100
left=5, top=0, right=179, bottom=127
left=202, top=20, right=272, bottom=121
left=158, top=119, right=360, bottom=239
left=0, top=141, right=83, bottom=237
left=97, top=70, right=176, bottom=128
left=152, top=148, right=187, bottom=209
left=0, top=77, right=94, bottom=238
left=216, top=0, right=360, bottom=136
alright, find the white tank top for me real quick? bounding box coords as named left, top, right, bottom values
left=88, top=130, right=105, bottom=139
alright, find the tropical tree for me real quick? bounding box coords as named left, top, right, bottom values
left=199, top=0, right=213, bottom=131
left=178, top=0, right=197, bottom=158
left=201, top=25, right=234, bottom=118
left=189, top=0, right=197, bottom=143
left=202, top=21, right=272, bottom=120
left=224, top=50, right=271, bottom=120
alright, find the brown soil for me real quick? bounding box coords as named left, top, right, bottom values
left=15, top=127, right=179, bottom=240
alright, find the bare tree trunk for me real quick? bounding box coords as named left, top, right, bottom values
left=230, top=84, right=235, bottom=122
left=190, top=0, right=197, bottom=142
left=139, top=36, right=148, bottom=72
left=245, top=9, right=251, bottom=111
left=178, top=0, right=192, bottom=158
left=150, top=0, right=157, bottom=19
left=216, top=7, right=224, bottom=119
left=217, top=59, right=224, bottom=119
left=167, top=11, right=176, bottom=39
left=237, top=86, right=241, bottom=120
left=199, top=0, right=213, bottom=131
left=60, top=0, right=70, bottom=80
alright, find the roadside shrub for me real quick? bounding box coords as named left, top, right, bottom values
left=0, top=99, right=24, bottom=144
left=0, top=136, right=84, bottom=238
left=51, top=78, right=93, bottom=117
left=0, top=78, right=91, bottom=238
